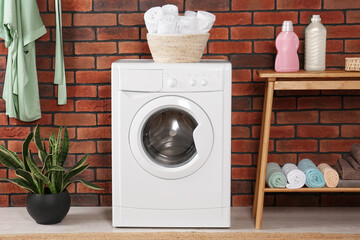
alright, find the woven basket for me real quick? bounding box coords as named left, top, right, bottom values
left=147, top=33, right=210, bottom=63
left=345, top=57, right=360, bottom=71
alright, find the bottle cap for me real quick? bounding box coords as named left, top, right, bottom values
left=311, top=15, right=321, bottom=23
left=282, top=21, right=293, bottom=32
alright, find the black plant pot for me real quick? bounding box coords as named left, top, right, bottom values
left=26, top=190, right=71, bottom=225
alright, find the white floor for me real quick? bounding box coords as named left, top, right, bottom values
left=0, top=207, right=359, bottom=234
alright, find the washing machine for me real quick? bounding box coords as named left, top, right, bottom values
left=112, top=59, right=231, bottom=228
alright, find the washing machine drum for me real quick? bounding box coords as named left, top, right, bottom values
left=129, top=96, right=214, bottom=179
left=142, top=109, right=197, bottom=168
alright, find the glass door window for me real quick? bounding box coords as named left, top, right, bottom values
left=142, top=108, right=198, bottom=168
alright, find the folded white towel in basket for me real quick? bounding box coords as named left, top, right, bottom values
left=185, top=10, right=197, bottom=17
left=197, top=11, right=216, bottom=33
left=282, top=163, right=306, bottom=189
left=157, top=15, right=178, bottom=34
left=145, top=5, right=215, bottom=34
left=179, top=16, right=198, bottom=34
left=161, top=4, right=178, bottom=16
left=144, top=6, right=162, bottom=33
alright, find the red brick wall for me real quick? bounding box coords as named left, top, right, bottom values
left=0, top=0, right=360, bottom=207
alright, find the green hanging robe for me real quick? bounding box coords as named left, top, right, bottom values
left=0, top=0, right=46, bottom=122
left=54, top=0, right=66, bottom=105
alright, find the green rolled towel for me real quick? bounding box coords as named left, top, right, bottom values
left=266, top=162, right=287, bottom=188
left=298, top=158, right=325, bottom=188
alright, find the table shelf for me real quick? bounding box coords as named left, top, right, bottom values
left=264, top=188, right=360, bottom=193
left=253, top=70, right=360, bottom=230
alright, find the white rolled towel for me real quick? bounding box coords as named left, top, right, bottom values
left=197, top=11, right=216, bottom=33
left=161, top=4, right=178, bottom=16
left=157, top=15, right=178, bottom=34
left=144, top=6, right=162, bottom=33
left=282, top=163, right=306, bottom=189
left=185, top=10, right=197, bottom=17
left=179, top=16, right=198, bottom=34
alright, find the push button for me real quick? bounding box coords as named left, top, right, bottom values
left=168, top=78, right=177, bottom=88
left=190, top=80, right=197, bottom=86
left=201, top=79, right=208, bottom=86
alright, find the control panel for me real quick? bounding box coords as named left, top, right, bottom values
left=162, top=69, right=223, bottom=92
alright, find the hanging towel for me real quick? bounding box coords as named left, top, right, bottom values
left=266, top=162, right=287, bottom=188
left=54, top=0, right=66, bottom=105
left=318, top=163, right=339, bottom=188
left=0, top=0, right=47, bottom=121
left=282, top=163, right=306, bottom=189
left=298, top=159, right=325, bottom=188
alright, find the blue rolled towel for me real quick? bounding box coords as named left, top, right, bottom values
left=298, top=159, right=325, bottom=188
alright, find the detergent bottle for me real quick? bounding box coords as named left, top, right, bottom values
left=275, top=21, right=299, bottom=72
left=304, top=15, right=327, bottom=71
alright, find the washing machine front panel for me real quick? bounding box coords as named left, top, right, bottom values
left=112, top=60, right=232, bottom=227
left=129, top=96, right=214, bottom=180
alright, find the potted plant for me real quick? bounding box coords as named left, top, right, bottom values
left=0, top=125, right=103, bottom=224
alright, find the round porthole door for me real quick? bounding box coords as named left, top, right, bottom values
left=129, top=96, right=214, bottom=179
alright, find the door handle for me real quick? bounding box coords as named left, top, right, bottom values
left=193, top=122, right=214, bottom=159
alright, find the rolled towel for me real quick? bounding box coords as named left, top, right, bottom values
left=178, top=16, right=198, bottom=34
left=161, top=4, right=178, bottom=16
left=197, top=11, right=216, bottom=33
left=144, top=6, right=162, bottom=33
left=282, top=163, right=306, bottom=189
left=350, top=144, right=360, bottom=164
left=318, top=163, right=339, bottom=188
left=157, top=15, right=178, bottom=34
left=185, top=10, right=197, bottom=17
left=298, top=159, right=325, bottom=188
left=266, top=162, right=287, bottom=188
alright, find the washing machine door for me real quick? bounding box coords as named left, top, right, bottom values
left=129, top=96, right=214, bottom=179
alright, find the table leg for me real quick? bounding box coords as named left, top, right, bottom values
left=252, top=83, right=269, bottom=218
left=255, top=80, right=275, bottom=230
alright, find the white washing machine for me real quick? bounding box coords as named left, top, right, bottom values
left=112, top=59, right=231, bottom=228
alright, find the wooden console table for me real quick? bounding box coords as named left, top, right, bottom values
left=253, top=70, right=360, bottom=229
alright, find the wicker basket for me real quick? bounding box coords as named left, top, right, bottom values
left=147, top=33, right=210, bottom=63
left=345, top=57, right=360, bottom=71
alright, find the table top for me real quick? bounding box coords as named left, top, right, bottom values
left=258, top=69, right=360, bottom=79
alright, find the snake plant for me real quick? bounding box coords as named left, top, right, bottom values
left=0, top=125, right=103, bottom=194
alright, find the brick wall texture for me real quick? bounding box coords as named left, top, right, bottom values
left=0, top=0, right=360, bottom=207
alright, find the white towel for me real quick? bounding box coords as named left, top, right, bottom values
left=179, top=16, right=198, bottom=34
left=185, top=11, right=197, bottom=17
left=197, top=11, right=216, bottom=33
left=161, top=4, right=178, bottom=16
left=157, top=15, right=178, bottom=34
left=282, top=163, right=306, bottom=189
left=144, top=6, right=162, bottom=33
